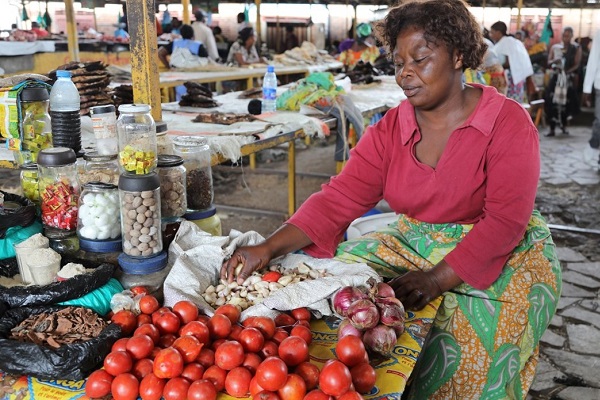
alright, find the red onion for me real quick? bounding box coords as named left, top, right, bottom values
left=376, top=282, right=395, bottom=298
left=363, top=324, right=397, bottom=357
left=346, top=299, right=379, bottom=330
left=337, top=318, right=363, bottom=339
left=333, top=286, right=368, bottom=317
left=375, top=297, right=406, bottom=328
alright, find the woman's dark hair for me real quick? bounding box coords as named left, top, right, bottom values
left=213, top=26, right=222, bottom=35
left=378, top=0, right=485, bottom=70
left=490, top=21, right=508, bottom=36
left=239, top=27, right=254, bottom=43
left=180, top=24, right=194, bottom=40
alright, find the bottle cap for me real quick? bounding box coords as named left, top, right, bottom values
left=83, top=151, right=118, bottom=162
left=156, top=121, right=168, bottom=134
left=90, top=105, right=116, bottom=115
left=56, top=70, right=72, bottom=78
left=118, top=251, right=168, bottom=274
left=37, top=147, right=77, bottom=167
left=20, top=87, right=49, bottom=102
left=118, top=172, right=160, bottom=192
left=184, top=205, right=217, bottom=220
left=267, top=65, right=275, bottom=73
left=172, top=135, right=208, bottom=147
left=118, top=104, right=151, bottom=113
left=157, top=154, right=184, bottom=168
left=20, top=163, right=38, bottom=171
left=82, top=181, right=118, bottom=191
left=79, top=237, right=122, bottom=253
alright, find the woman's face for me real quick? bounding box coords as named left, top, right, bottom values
left=245, top=35, right=256, bottom=48
left=489, top=28, right=502, bottom=43
left=393, top=27, right=462, bottom=110
left=562, top=30, right=573, bottom=45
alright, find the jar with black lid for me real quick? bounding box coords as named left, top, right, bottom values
left=119, top=172, right=162, bottom=258
left=172, top=136, right=214, bottom=211
left=18, top=86, right=52, bottom=165
left=157, top=155, right=187, bottom=219
left=80, top=152, right=120, bottom=185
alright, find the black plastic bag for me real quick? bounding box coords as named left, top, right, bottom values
left=0, top=258, right=115, bottom=309
left=0, top=305, right=121, bottom=380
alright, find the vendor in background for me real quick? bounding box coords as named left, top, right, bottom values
left=481, top=32, right=508, bottom=94
left=282, top=25, right=299, bottom=52
left=237, top=12, right=250, bottom=33
left=338, top=23, right=380, bottom=71
left=226, top=27, right=266, bottom=66
left=213, top=26, right=230, bottom=60
left=192, top=10, right=220, bottom=62
left=114, top=23, right=129, bottom=40
left=30, top=22, right=49, bottom=38
left=222, top=1, right=560, bottom=399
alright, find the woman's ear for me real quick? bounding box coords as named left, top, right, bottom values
left=453, top=50, right=463, bottom=70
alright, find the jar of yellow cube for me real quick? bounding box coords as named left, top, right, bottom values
left=117, top=104, right=157, bottom=175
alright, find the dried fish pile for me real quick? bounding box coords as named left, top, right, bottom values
left=179, top=81, right=220, bottom=108
left=111, top=84, right=134, bottom=111
left=203, top=262, right=331, bottom=311
left=192, top=112, right=256, bottom=125
left=238, top=87, right=263, bottom=99
left=48, top=61, right=113, bottom=116
left=9, top=306, right=108, bottom=348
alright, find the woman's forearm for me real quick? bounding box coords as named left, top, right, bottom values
left=263, top=224, right=314, bottom=259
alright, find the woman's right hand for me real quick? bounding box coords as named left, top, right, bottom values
left=221, top=243, right=274, bottom=284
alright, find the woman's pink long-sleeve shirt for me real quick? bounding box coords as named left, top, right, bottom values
left=287, top=84, right=540, bottom=289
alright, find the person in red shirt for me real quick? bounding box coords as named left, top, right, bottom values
left=222, top=1, right=561, bottom=398
left=30, top=22, right=49, bottom=38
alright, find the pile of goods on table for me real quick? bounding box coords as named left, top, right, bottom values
left=192, top=112, right=257, bottom=125
left=179, top=82, right=220, bottom=108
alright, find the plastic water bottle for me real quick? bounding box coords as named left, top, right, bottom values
left=262, top=65, right=277, bottom=113
left=50, top=70, right=81, bottom=153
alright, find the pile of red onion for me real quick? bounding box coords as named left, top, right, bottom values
left=333, top=280, right=405, bottom=358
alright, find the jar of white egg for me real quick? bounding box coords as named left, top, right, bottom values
left=77, top=182, right=122, bottom=249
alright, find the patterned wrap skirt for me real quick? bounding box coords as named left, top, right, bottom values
left=335, top=211, right=562, bottom=399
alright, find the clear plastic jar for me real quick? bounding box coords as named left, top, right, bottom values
left=172, top=136, right=214, bottom=211
left=156, top=121, right=173, bottom=155
left=37, top=147, right=80, bottom=233
left=184, top=206, right=222, bottom=236
left=46, top=229, right=80, bottom=257
left=80, top=152, right=120, bottom=185
left=116, top=252, right=169, bottom=300
left=157, top=155, right=187, bottom=219
left=90, top=105, right=118, bottom=156
left=20, top=163, right=39, bottom=205
left=117, top=104, right=157, bottom=175
left=119, top=172, right=163, bottom=258
left=18, top=87, right=53, bottom=165
left=77, top=182, right=121, bottom=241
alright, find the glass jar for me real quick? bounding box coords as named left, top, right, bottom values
left=156, top=121, right=173, bottom=155
left=184, top=206, right=222, bottom=236
left=172, top=136, right=214, bottom=211
left=18, top=87, right=53, bottom=165
left=77, top=182, right=121, bottom=242
left=90, top=105, right=118, bottom=156
left=117, top=104, right=157, bottom=175
left=80, top=152, right=120, bottom=185
left=45, top=229, right=80, bottom=257
left=37, top=147, right=80, bottom=233
left=116, top=252, right=169, bottom=300
left=119, top=172, right=163, bottom=258
left=20, top=162, right=40, bottom=205
left=157, top=155, right=187, bottom=219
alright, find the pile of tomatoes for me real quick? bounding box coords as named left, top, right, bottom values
left=85, top=292, right=377, bottom=400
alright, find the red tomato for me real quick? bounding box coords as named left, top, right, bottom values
left=159, top=333, right=177, bottom=348
left=111, top=373, right=139, bottom=400
left=188, top=379, right=218, bottom=400
left=139, top=373, right=166, bottom=400
left=112, top=338, right=129, bottom=353
left=196, top=347, right=215, bottom=368
left=254, top=391, right=282, bottom=400
left=127, top=335, right=155, bottom=360
left=134, top=324, right=160, bottom=345
left=163, top=377, right=191, bottom=400
left=248, top=316, right=276, bottom=339
left=337, top=390, right=365, bottom=400
left=139, top=295, right=160, bottom=315
left=208, top=313, right=232, bottom=339
left=239, top=327, right=265, bottom=353
left=137, top=314, right=152, bottom=327
left=130, top=286, right=150, bottom=296
left=215, top=340, right=245, bottom=370
left=350, top=362, right=376, bottom=394
left=295, top=320, right=310, bottom=328
left=111, top=310, right=137, bottom=336
left=203, top=365, right=227, bottom=392
left=319, top=360, right=352, bottom=397
left=132, top=358, right=154, bottom=380
left=85, top=369, right=113, bottom=398
left=104, top=351, right=133, bottom=376
left=225, top=366, right=252, bottom=398
left=336, top=335, right=367, bottom=368
left=262, top=271, right=282, bottom=282
left=260, top=340, right=279, bottom=359
left=304, top=389, right=334, bottom=400
left=274, top=313, right=296, bottom=327
left=243, top=352, right=262, bottom=374
left=211, top=338, right=227, bottom=351
left=197, top=314, right=211, bottom=324
left=181, top=362, right=205, bottom=382
left=153, top=347, right=184, bottom=379
left=294, top=362, right=320, bottom=390
left=151, top=307, right=171, bottom=325
left=249, top=376, right=266, bottom=396
left=278, top=336, right=309, bottom=367
left=290, top=325, right=312, bottom=346
left=242, top=316, right=257, bottom=327
left=155, top=312, right=181, bottom=335
left=172, top=335, right=203, bottom=363
left=290, top=308, right=311, bottom=322
left=277, top=373, right=306, bottom=400
left=215, top=304, right=242, bottom=324
left=179, top=320, right=210, bottom=344
left=255, top=357, right=288, bottom=392
left=172, top=300, right=199, bottom=324
left=229, top=324, right=243, bottom=341
left=272, top=328, right=289, bottom=345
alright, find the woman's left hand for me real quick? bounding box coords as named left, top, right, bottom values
left=388, top=270, right=443, bottom=311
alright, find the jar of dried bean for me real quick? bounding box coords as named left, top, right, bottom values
left=117, top=104, right=157, bottom=175
left=118, top=172, right=163, bottom=258
left=80, top=152, right=120, bottom=185
left=157, top=154, right=187, bottom=219
left=172, top=136, right=213, bottom=212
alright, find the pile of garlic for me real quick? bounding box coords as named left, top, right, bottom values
left=203, top=263, right=330, bottom=311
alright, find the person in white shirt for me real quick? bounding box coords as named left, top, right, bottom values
left=192, top=9, right=220, bottom=62
left=582, top=29, right=600, bottom=167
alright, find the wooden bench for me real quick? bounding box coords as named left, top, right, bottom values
left=523, top=98, right=545, bottom=128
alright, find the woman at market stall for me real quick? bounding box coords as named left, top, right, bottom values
left=338, top=23, right=380, bottom=71
left=226, top=27, right=266, bottom=67
left=222, top=0, right=561, bottom=398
